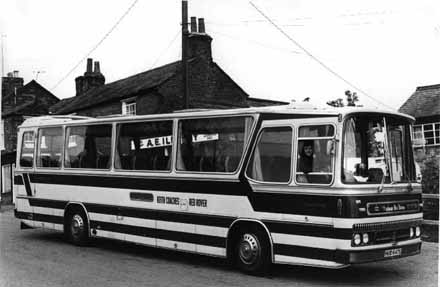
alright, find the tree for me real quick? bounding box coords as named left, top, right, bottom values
left=345, top=90, right=359, bottom=107
left=326, top=90, right=359, bottom=107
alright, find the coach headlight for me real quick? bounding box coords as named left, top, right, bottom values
left=410, top=227, right=414, bottom=238
left=353, top=233, right=362, bottom=245
left=415, top=226, right=421, bottom=237
left=362, top=233, right=369, bottom=244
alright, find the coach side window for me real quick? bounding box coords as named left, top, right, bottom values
left=20, top=131, right=35, bottom=168
left=177, top=117, right=253, bottom=173
left=115, top=121, right=173, bottom=171
left=37, top=127, right=63, bottom=168
left=65, top=125, right=112, bottom=169
left=246, top=127, right=292, bottom=182
left=296, top=125, right=334, bottom=184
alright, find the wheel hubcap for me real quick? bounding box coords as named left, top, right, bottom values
left=238, top=233, right=260, bottom=265
left=71, top=214, right=84, bottom=237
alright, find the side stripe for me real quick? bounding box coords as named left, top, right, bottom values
left=22, top=174, right=33, bottom=196
left=15, top=211, right=64, bottom=224
left=90, top=221, right=226, bottom=247
left=28, top=198, right=68, bottom=209
left=25, top=173, right=250, bottom=196
left=264, top=220, right=352, bottom=240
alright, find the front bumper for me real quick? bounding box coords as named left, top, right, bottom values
left=336, top=242, right=421, bottom=264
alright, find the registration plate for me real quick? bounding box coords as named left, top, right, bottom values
left=384, top=248, right=402, bottom=258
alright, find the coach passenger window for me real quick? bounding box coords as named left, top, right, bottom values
left=20, top=131, right=35, bottom=168
left=246, top=127, right=292, bottom=182
left=177, top=117, right=253, bottom=173
left=115, top=121, right=173, bottom=171
left=296, top=125, right=334, bottom=184
left=37, top=127, right=63, bottom=168
left=65, top=125, right=112, bottom=169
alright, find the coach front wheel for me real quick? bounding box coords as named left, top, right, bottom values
left=235, top=227, right=271, bottom=275
left=66, top=210, right=89, bottom=246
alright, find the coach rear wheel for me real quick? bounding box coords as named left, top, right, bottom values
left=66, top=209, right=89, bottom=246
left=234, top=227, right=271, bottom=275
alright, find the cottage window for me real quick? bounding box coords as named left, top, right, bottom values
left=122, top=100, right=136, bottom=116
left=413, top=123, right=440, bottom=147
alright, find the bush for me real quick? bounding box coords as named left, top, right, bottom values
left=421, top=156, right=439, bottom=194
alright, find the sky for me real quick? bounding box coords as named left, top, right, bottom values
left=1, top=0, right=440, bottom=110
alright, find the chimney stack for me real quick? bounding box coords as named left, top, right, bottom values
left=187, top=18, right=212, bottom=61
left=86, top=58, right=93, bottom=74
left=190, top=17, right=197, bottom=33
left=198, top=18, right=205, bottom=33
left=94, top=61, right=101, bottom=73
left=75, top=58, right=105, bottom=96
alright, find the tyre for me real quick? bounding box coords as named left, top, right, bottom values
left=234, top=226, right=271, bottom=275
left=66, top=209, right=89, bottom=246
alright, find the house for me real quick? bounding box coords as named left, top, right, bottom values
left=399, top=84, right=440, bottom=161
left=1, top=72, right=60, bottom=203
left=50, top=18, right=286, bottom=117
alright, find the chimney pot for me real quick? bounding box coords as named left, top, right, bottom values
left=198, top=18, right=205, bottom=33
left=190, top=17, right=197, bottom=33
left=94, top=61, right=101, bottom=73
left=13, top=70, right=19, bottom=78
left=86, top=58, right=93, bottom=73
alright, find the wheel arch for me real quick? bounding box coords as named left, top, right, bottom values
left=226, top=218, right=274, bottom=263
left=63, top=202, right=90, bottom=237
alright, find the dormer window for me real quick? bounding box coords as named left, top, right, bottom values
left=122, top=98, right=136, bottom=116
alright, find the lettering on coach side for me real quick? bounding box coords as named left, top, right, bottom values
left=156, top=196, right=207, bottom=208
left=157, top=196, right=180, bottom=205
left=189, top=198, right=207, bottom=208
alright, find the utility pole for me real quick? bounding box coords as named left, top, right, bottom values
left=1, top=35, right=5, bottom=78
left=0, top=35, right=5, bottom=151
left=181, top=0, right=189, bottom=109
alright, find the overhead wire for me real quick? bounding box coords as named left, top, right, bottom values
left=50, top=0, right=140, bottom=92
left=148, top=29, right=181, bottom=70
left=249, top=1, right=394, bottom=110
left=209, top=29, right=301, bottom=54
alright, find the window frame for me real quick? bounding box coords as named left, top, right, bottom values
left=245, top=125, right=294, bottom=185
left=64, top=123, right=114, bottom=171
left=19, top=131, right=36, bottom=169
left=175, top=115, right=256, bottom=176
left=36, top=126, right=64, bottom=170
left=294, top=123, right=336, bottom=186
left=121, top=98, right=137, bottom=116
left=114, top=119, right=174, bottom=173
left=413, top=122, right=440, bottom=147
